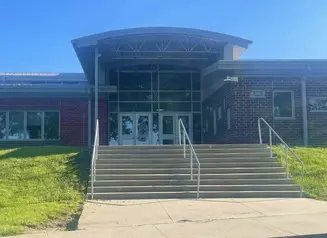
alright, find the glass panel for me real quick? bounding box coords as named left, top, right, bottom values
left=119, top=72, right=151, bottom=90
left=152, top=72, right=158, bottom=90
left=26, top=112, right=42, bottom=139
left=193, top=113, right=202, bottom=144
left=109, top=102, right=118, bottom=112
left=160, top=102, right=191, bottom=112
left=119, top=102, right=151, bottom=112
left=44, top=112, right=59, bottom=140
left=152, top=92, right=158, bottom=101
left=274, top=92, right=293, bottom=117
left=0, top=112, right=6, bottom=139
left=153, top=103, right=159, bottom=112
left=108, top=113, right=118, bottom=145
left=8, top=112, right=24, bottom=140
left=193, top=102, right=201, bottom=112
left=152, top=113, right=159, bottom=144
left=109, top=70, right=118, bottom=86
left=178, top=115, right=189, bottom=133
left=119, top=92, right=152, bottom=101
left=192, top=73, right=201, bottom=90
left=136, top=115, right=150, bottom=145
left=108, top=93, right=118, bottom=101
left=159, top=92, right=191, bottom=102
left=121, top=115, right=134, bottom=145
left=162, top=116, right=174, bottom=134
left=192, top=92, right=201, bottom=101
left=159, top=73, right=191, bottom=90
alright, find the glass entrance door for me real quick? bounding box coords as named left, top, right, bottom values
left=119, top=113, right=151, bottom=145
left=159, top=113, right=192, bottom=144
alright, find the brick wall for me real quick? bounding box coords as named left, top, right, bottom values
left=203, top=77, right=304, bottom=145
left=0, top=97, right=109, bottom=146
left=307, top=78, right=327, bottom=146
left=202, top=83, right=236, bottom=143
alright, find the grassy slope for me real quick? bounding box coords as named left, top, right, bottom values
left=273, top=146, right=327, bottom=200
left=0, top=146, right=89, bottom=236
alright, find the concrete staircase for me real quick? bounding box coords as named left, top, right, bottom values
left=87, top=144, right=301, bottom=199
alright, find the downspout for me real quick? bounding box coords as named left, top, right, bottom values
left=94, top=47, right=99, bottom=144
left=88, top=88, right=92, bottom=150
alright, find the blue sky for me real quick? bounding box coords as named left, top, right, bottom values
left=1, top=0, right=326, bottom=72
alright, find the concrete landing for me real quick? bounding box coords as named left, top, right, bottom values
left=11, top=198, right=327, bottom=237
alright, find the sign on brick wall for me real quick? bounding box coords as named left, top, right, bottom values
left=250, top=90, right=265, bottom=98
left=309, top=97, right=327, bottom=112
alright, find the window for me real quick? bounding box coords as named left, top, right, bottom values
left=213, top=109, right=217, bottom=135
left=0, top=111, right=59, bottom=140
left=273, top=91, right=295, bottom=119
left=44, top=112, right=60, bottom=140
left=227, top=108, right=231, bottom=130
left=218, top=106, right=222, bottom=120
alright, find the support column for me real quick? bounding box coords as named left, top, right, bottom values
left=301, top=77, right=308, bottom=146
left=88, top=90, right=92, bottom=149
left=94, top=48, right=99, bottom=133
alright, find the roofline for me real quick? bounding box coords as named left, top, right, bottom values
left=203, top=59, right=327, bottom=76
left=71, top=26, right=252, bottom=49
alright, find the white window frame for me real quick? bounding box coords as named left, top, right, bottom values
left=227, top=108, right=231, bottom=130
left=0, top=110, right=60, bottom=141
left=273, top=90, right=295, bottom=120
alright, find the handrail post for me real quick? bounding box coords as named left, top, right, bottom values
left=197, top=164, right=200, bottom=199
left=190, top=148, right=193, bottom=180
left=285, top=145, right=289, bottom=179
left=183, top=132, right=186, bottom=159
left=178, top=120, right=181, bottom=145
left=269, top=128, right=273, bottom=158
left=301, top=166, right=304, bottom=198
left=258, top=119, right=262, bottom=144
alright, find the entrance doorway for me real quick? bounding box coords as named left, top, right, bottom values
left=159, top=113, right=192, bottom=144
left=119, top=113, right=151, bottom=145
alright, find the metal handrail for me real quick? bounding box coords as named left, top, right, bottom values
left=258, top=117, right=304, bottom=197
left=178, top=119, right=201, bottom=198
left=90, top=120, right=99, bottom=200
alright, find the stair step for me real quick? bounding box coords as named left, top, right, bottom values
left=88, top=184, right=300, bottom=193
left=87, top=191, right=301, bottom=200
left=96, top=157, right=278, bottom=164
left=90, top=178, right=295, bottom=186
left=93, top=172, right=288, bottom=180
left=99, top=144, right=268, bottom=150
left=97, top=152, right=271, bottom=158
left=95, top=162, right=281, bottom=169
left=94, top=167, right=285, bottom=174
left=98, top=148, right=269, bottom=154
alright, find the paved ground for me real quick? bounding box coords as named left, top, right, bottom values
left=10, top=198, right=327, bottom=237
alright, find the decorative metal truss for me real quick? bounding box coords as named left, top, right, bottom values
left=98, top=35, right=223, bottom=60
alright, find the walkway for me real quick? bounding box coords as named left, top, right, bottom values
left=11, top=198, right=327, bottom=237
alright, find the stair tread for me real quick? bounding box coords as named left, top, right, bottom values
left=88, top=191, right=300, bottom=195
left=92, top=178, right=291, bottom=182
left=90, top=184, right=298, bottom=188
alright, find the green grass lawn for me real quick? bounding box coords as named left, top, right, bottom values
left=273, top=145, right=327, bottom=200
left=0, top=146, right=89, bottom=236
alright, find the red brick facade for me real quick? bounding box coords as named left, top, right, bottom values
left=0, top=98, right=108, bottom=146
left=203, top=77, right=327, bottom=146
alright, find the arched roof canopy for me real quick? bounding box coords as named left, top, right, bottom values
left=72, top=27, right=252, bottom=81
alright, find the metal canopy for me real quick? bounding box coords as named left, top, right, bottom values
left=72, top=27, right=252, bottom=81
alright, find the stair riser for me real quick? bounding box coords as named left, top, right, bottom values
left=98, top=148, right=269, bottom=154
left=93, top=174, right=288, bottom=180
left=95, top=168, right=285, bottom=174
left=99, top=144, right=268, bottom=150
left=96, top=158, right=278, bottom=164
left=95, top=162, right=281, bottom=169
left=88, top=186, right=300, bottom=193
left=90, top=179, right=295, bottom=186
left=98, top=153, right=271, bottom=158
left=87, top=191, right=301, bottom=200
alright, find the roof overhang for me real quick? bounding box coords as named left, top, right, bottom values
left=71, top=27, right=252, bottom=81
left=203, top=59, right=327, bottom=77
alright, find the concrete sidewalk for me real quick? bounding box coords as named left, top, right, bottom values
left=10, top=198, right=327, bottom=237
